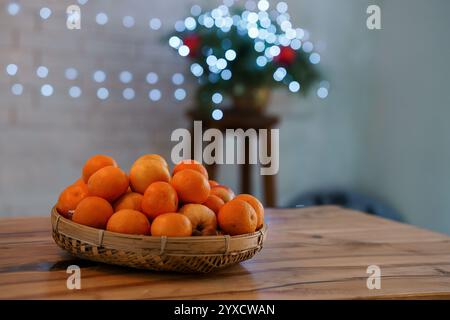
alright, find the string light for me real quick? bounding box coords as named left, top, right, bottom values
left=317, top=87, right=328, bottom=99
left=65, top=68, right=78, bottom=80
left=191, top=5, right=202, bottom=16
left=93, top=70, right=106, bottom=83
left=39, top=7, right=52, bottom=20
left=289, top=81, right=300, bottom=93
left=168, top=1, right=328, bottom=100
left=309, top=53, right=321, bottom=64
left=216, top=58, right=227, bottom=70
left=69, top=86, right=82, bottom=98
left=123, top=88, right=135, bottom=100
left=7, top=2, right=20, bottom=16
left=97, top=88, right=109, bottom=100
left=212, top=109, right=223, bottom=120
left=146, top=72, right=158, bottom=84
left=149, top=89, right=161, bottom=101
left=256, top=56, right=267, bottom=67
left=184, top=17, right=197, bottom=30
left=190, top=63, right=204, bottom=77
left=169, top=36, right=182, bottom=49
left=6, top=64, right=18, bottom=76
left=303, top=41, right=314, bottom=53
left=174, top=20, right=186, bottom=32
left=119, top=71, right=133, bottom=84
left=178, top=45, right=190, bottom=56
left=122, top=16, right=135, bottom=28
left=36, top=66, right=49, bottom=78
left=11, top=83, right=23, bottom=95
left=273, top=67, right=287, bottom=81
left=257, top=0, right=269, bottom=12
left=212, top=92, right=223, bottom=104
left=174, top=88, right=187, bottom=101
left=149, top=18, right=162, bottom=30
left=172, top=73, right=184, bottom=85
left=276, top=2, right=288, bottom=14
left=96, top=13, right=108, bottom=25
left=41, top=84, right=54, bottom=97
left=225, top=49, right=237, bottom=61
left=221, top=69, right=232, bottom=80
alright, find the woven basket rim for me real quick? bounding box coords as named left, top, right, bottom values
left=51, top=206, right=268, bottom=256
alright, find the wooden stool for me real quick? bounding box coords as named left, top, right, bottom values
left=187, top=109, right=279, bottom=207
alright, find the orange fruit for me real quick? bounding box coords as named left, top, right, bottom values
left=129, top=160, right=170, bottom=194
left=106, top=209, right=151, bottom=235
left=72, top=196, right=114, bottom=229
left=208, top=180, right=219, bottom=188
left=56, top=184, right=89, bottom=218
left=217, top=199, right=257, bottom=235
left=72, top=178, right=87, bottom=188
left=202, top=195, right=225, bottom=215
left=234, top=194, right=264, bottom=230
left=173, top=159, right=208, bottom=179
left=87, top=166, right=129, bottom=202
left=134, top=154, right=169, bottom=169
left=141, top=181, right=178, bottom=220
left=210, top=185, right=235, bottom=203
left=82, top=154, right=117, bottom=183
left=179, top=204, right=217, bottom=236
left=151, top=213, right=192, bottom=237
left=113, top=192, right=143, bottom=212
left=171, top=169, right=210, bottom=204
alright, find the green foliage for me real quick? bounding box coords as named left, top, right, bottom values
left=169, top=6, right=321, bottom=110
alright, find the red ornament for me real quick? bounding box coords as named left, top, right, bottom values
left=274, top=46, right=296, bottom=65
left=183, top=34, right=201, bottom=57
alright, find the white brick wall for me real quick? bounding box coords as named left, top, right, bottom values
left=0, top=0, right=378, bottom=216
left=0, top=0, right=196, bottom=215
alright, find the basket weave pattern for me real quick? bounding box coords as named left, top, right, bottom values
left=51, top=208, right=267, bottom=273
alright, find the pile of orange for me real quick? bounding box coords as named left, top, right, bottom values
left=56, top=154, right=264, bottom=237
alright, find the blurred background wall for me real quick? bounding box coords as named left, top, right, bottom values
left=0, top=0, right=449, bottom=234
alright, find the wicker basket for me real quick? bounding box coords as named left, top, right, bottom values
left=51, top=207, right=267, bottom=273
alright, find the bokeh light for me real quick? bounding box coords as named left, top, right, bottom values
left=119, top=71, right=133, bottom=84
left=39, top=7, right=52, bottom=20
left=65, top=68, right=78, bottom=80
left=149, top=18, right=162, bottom=30
left=317, top=87, right=329, bottom=99
left=41, top=84, right=54, bottom=97
left=309, top=52, right=321, bottom=64
left=93, top=70, right=106, bottom=83
left=146, top=72, right=159, bottom=84
left=96, top=13, right=108, bottom=25
left=122, top=16, right=135, bottom=28
left=172, top=73, right=185, bottom=85
left=288, top=81, right=300, bottom=93
left=122, top=88, right=135, bottom=100
left=36, top=66, right=49, bottom=78
left=69, top=86, right=82, bottom=98
left=97, top=87, right=109, bottom=100
left=149, top=89, right=162, bottom=101
left=6, top=63, right=18, bottom=76
left=212, top=109, right=223, bottom=120
left=212, top=92, right=223, bottom=104
left=11, top=83, right=23, bottom=95
left=174, top=88, right=187, bottom=101
left=7, top=2, right=20, bottom=16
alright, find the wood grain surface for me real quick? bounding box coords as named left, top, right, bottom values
left=1, top=206, right=450, bottom=299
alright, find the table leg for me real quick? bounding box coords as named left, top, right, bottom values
left=263, top=174, right=276, bottom=207
left=206, top=163, right=217, bottom=181
left=241, top=162, right=251, bottom=194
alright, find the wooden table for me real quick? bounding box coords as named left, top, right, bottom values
left=1, top=206, right=450, bottom=299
